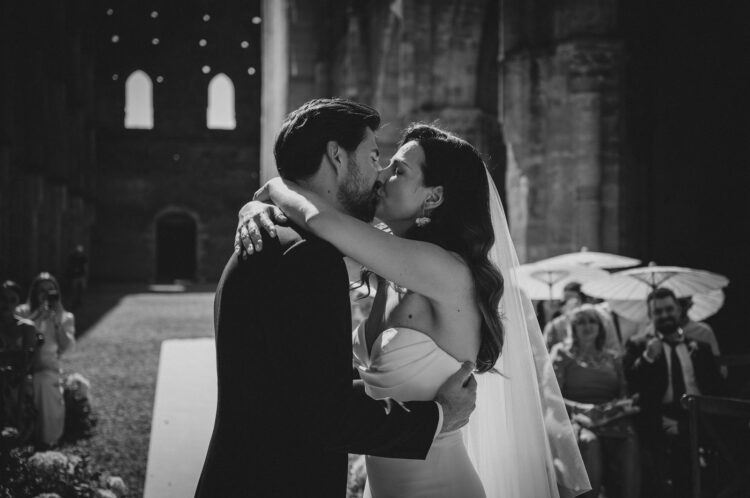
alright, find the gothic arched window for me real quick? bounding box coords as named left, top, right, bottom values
left=125, top=70, right=154, bottom=129
left=207, top=73, right=236, bottom=129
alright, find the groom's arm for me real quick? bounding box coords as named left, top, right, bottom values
left=284, top=241, right=439, bottom=459
left=329, top=380, right=440, bottom=458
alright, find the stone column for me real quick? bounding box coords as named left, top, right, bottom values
left=559, top=41, right=621, bottom=251
left=502, top=51, right=543, bottom=263
left=260, top=0, right=289, bottom=183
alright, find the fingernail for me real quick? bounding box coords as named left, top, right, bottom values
left=270, top=230, right=276, bottom=238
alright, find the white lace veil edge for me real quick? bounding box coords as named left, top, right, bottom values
left=461, top=169, right=591, bottom=498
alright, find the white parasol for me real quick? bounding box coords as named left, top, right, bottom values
left=582, top=263, right=729, bottom=301
left=534, top=247, right=641, bottom=270
left=514, top=263, right=610, bottom=301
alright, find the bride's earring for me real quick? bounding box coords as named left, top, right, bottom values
left=415, top=204, right=431, bottom=227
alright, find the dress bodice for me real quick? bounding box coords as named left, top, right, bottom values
left=352, top=323, right=486, bottom=498
left=352, top=323, right=462, bottom=402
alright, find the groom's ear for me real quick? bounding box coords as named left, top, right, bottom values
left=325, top=141, right=346, bottom=176
left=424, top=186, right=444, bottom=211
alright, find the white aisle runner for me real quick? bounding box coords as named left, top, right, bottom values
left=144, top=338, right=217, bottom=498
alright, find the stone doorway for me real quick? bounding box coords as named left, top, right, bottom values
left=155, top=211, right=197, bottom=282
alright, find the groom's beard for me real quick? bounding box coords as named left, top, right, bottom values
left=655, top=316, right=679, bottom=336
left=338, top=159, right=379, bottom=222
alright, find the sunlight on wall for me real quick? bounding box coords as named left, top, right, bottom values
left=207, top=74, right=236, bottom=129
left=125, top=70, right=154, bottom=129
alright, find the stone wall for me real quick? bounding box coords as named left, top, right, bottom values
left=617, top=0, right=750, bottom=350
left=282, top=0, right=505, bottom=179
left=1, top=0, right=262, bottom=284
left=0, top=0, right=98, bottom=285
left=502, top=0, right=623, bottom=262
left=92, top=0, right=261, bottom=281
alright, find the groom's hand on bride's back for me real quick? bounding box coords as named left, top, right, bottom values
left=435, top=361, right=477, bottom=433
left=234, top=201, right=288, bottom=258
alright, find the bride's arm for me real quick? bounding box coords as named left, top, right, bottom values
left=255, top=177, right=474, bottom=304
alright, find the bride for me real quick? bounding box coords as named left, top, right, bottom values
left=238, top=124, right=590, bottom=497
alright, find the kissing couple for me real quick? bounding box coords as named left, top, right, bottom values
left=196, top=98, right=590, bottom=497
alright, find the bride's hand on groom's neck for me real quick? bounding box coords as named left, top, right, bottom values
left=235, top=200, right=288, bottom=257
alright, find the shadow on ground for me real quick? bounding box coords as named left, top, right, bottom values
left=69, top=282, right=218, bottom=339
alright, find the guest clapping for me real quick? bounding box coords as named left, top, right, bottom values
left=623, top=287, right=725, bottom=497
left=552, top=304, right=641, bottom=498
left=640, top=295, right=724, bottom=376
left=15, top=273, right=76, bottom=447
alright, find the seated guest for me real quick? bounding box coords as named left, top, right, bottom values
left=545, top=282, right=622, bottom=355
left=552, top=304, right=641, bottom=498
left=0, top=280, right=37, bottom=435
left=15, top=273, right=76, bottom=447
left=624, top=287, right=725, bottom=498
left=544, top=282, right=587, bottom=349
left=641, top=295, right=725, bottom=377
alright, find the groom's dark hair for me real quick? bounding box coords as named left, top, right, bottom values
left=274, top=98, right=381, bottom=180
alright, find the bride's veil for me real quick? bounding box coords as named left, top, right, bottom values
left=461, top=169, right=591, bottom=498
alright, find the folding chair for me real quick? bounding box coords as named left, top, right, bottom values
left=681, top=394, right=750, bottom=498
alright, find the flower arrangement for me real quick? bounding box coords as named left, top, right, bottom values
left=0, top=427, right=127, bottom=498
left=347, top=454, right=367, bottom=498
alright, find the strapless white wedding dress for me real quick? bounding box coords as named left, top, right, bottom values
left=352, top=323, right=486, bottom=498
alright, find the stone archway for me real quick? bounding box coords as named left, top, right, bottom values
left=155, top=210, right=197, bottom=282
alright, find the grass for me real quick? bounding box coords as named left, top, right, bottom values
left=58, top=286, right=215, bottom=497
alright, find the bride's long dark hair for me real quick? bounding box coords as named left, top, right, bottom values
left=400, top=124, right=505, bottom=373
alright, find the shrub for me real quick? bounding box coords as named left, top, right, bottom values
left=0, top=427, right=127, bottom=498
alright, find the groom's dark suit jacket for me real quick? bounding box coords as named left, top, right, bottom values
left=195, top=224, right=439, bottom=497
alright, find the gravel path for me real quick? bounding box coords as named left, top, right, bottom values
left=60, top=287, right=214, bottom=497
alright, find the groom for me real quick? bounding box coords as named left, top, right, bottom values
left=195, top=99, right=477, bottom=497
